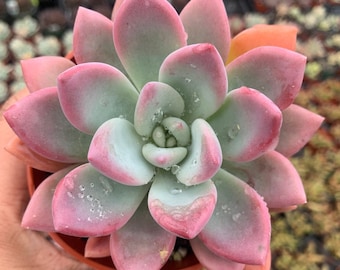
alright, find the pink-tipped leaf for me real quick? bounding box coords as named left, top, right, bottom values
left=227, top=46, right=306, bottom=110
left=134, top=82, right=185, bottom=138
left=176, top=119, right=222, bottom=186
left=222, top=150, right=306, bottom=209
left=88, top=118, right=154, bottom=186
left=208, top=87, right=282, bottom=162
left=159, top=43, right=227, bottom=123
left=180, top=0, right=231, bottom=62
left=200, top=169, right=271, bottom=265
left=113, top=0, right=187, bottom=90
left=58, top=62, right=138, bottom=135
left=21, top=56, right=75, bottom=93
left=73, top=7, right=125, bottom=72
left=110, top=198, right=176, bottom=270
left=142, top=143, right=187, bottom=169
left=5, top=135, right=71, bottom=172
left=53, top=163, right=149, bottom=236
left=148, top=170, right=217, bottom=239
left=85, top=236, right=111, bottom=258
left=3, top=87, right=92, bottom=163
left=22, top=165, right=77, bottom=232
left=190, top=237, right=245, bottom=270
left=276, top=104, right=324, bottom=157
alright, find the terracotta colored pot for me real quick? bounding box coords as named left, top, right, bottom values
left=27, top=167, right=203, bottom=270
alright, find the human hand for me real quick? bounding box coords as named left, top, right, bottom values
left=0, top=90, right=92, bottom=270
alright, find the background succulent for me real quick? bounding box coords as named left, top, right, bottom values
left=3, top=0, right=323, bottom=269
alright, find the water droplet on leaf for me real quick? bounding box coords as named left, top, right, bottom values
left=232, top=213, right=241, bottom=222
left=171, top=165, right=181, bottom=175
left=170, top=187, right=183, bottom=195
left=228, top=124, right=240, bottom=139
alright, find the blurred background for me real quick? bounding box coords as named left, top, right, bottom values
left=0, top=0, right=339, bottom=269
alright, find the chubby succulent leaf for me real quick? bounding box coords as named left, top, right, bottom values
left=161, top=117, right=191, bottom=146
left=111, top=0, right=124, bottom=19
left=227, top=24, right=298, bottom=63
left=208, top=87, right=282, bottom=162
left=5, top=135, right=71, bottom=173
left=110, top=198, right=176, bottom=270
left=180, top=0, right=231, bottom=63
left=58, top=62, right=138, bottom=135
left=113, top=0, right=187, bottom=90
left=88, top=118, right=154, bottom=186
left=222, top=150, right=306, bottom=209
left=200, top=169, right=271, bottom=265
left=73, top=7, right=125, bottom=72
left=243, top=249, right=271, bottom=270
left=177, top=119, right=222, bottom=186
left=227, top=46, right=306, bottom=110
left=148, top=170, right=217, bottom=239
left=276, top=104, right=324, bottom=157
left=3, top=87, right=92, bottom=163
left=142, top=143, right=187, bottom=169
left=134, top=82, right=185, bottom=137
left=85, top=236, right=111, bottom=258
left=52, top=163, right=149, bottom=236
left=159, top=43, right=227, bottom=123
left=21, top=56, right=75, bottom=92
left=190, top=237, right=245, bottom=270
left=22, top=165, right=77, bottom=231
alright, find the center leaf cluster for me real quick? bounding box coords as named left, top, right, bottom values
left=141, top=116, right=191, bottom=170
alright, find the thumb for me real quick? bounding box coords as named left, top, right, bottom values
left=0, top=89, right=30, bottom=221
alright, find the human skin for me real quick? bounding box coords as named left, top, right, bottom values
left=0, top=90, right=92, bottom=270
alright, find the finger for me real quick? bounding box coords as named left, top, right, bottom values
left=1, top=89, right=30, bottom=220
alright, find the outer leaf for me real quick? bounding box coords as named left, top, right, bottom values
left=177, top=119, right=222, bottom=186
left=208, top=87, right=282, bottom=162
left=53, top=163, right=149, bottom=236
left=5, top=135, right=71, bottom=173
left=58, top=62, right=138, bottom=135
left=159, top=43, right=227, bottom=123
left=190, top=237, right=245, bottom=270
left=276, top=104, right=324, bottom=157
left=111, top=198, right=176, bottom=270
left=73, top=7, right=125, bottom=72
left=3, top=87, right=92, bottom=163
left=111, top=0, right=125, bottom=19
left=200, top=169, right=271, bottom=265
left=244, top=249, right=271, bottom=270
left=222, top=151, right=306, bottom=209
left=85, top=236, right=111, bottom=258
left=227, top=24, right=298, bottom=63
left=180, top=0, right=231, bottom=63
left=88, top=118, right=154, bottom=186
left=227, top=46, right=306, bottom=110
left=148, top=170, right=217, bottom=239
left=21, top=165, right=77, bottom=231
left=134, top=82, right=185, bottom=137
left=113, top=0, right=187, bottom=90
left=21, top=56, right=75, bottom=93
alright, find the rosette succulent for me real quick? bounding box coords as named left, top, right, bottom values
left=3, top=0, right=324, bottom=269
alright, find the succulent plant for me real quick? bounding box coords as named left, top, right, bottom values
left=3, top=0, right=324, bottom=269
